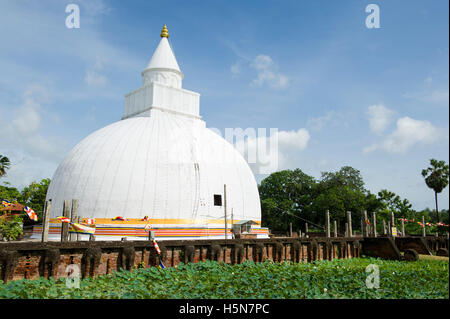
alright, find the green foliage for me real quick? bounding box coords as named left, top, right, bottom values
left=0, top=154, right=51, bottom=223
left=422, top=159, right=450, bottom=194
left=0, top=182, right=22, bottom=203
left=404, top=209, right=450, bottom=236
left=20, top=178, right=51, bottom=221
left=0, top=155, right=10, bottom=177
left=258, top=165, right=449, bottom=236
left=259, top=169, right=316, bottom=231
left=319, top=166, right=366, bottom=193
left=0, top=258, right=447, bottom=299
left=0, top=215, right=23, bottom=241
left=259, top=166, right=382, bottom=232
left=0, top=178, right=50, bottom=223
left=422, top=159, right=449, bottom=222
left=377, top=189, right=413, bottom=218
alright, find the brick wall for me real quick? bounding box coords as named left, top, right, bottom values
left=0, top=236, right=447, bottom=283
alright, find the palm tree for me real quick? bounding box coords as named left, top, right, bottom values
left=421, top=159, right=449, bottom=222
left=0, top=155, right=11, bottom=177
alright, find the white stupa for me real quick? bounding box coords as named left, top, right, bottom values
left=35, top=25, right=268, bottom=240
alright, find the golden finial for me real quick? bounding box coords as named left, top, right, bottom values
left=160, top=24, right=169, bottom=38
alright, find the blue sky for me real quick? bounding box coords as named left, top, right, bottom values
left=0, top=0, right=448, bottom=210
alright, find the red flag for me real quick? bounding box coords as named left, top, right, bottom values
left=57, top=216, right=71, bottom=223
left=153, top=239, right=161, bottom=255
left=24, top=206, right=38, bottom=221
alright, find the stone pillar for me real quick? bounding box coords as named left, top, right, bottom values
left=372, top=212, right=377, bottom=237
left=387, top=221, right=391, bottom=237
left=333, top=220, right=338, bottom=237
left=325, top=210, right=330, bottom=238
left=69, top=199, right=79, bottom=242
left=382, top=220, right=386, bottom=235
left=346, top=211, right=352, bottom=237
left=360, top=218, right=364, bottom=237
left=305, top=223, right=309, bottom=237
left=390, top=211, right=395, bottom=227
left=422, top=216, right=426, bottom=237
left=344, top=223, right=348, bottom=237
left=401, top=219, right=405, bottom=237
left=363, top=211, right=369, bottom=237
left=61, top=200, right=70, bottom=242
left=41, top=200, right=51, bottom=242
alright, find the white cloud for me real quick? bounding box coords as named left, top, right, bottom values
left=367, top=104, right=395, bottom=135
left=364, top=116, right=442, bottom=155
left=0, top=85, right=66, bottom=162
left=276, top=129, right=310, bottom=171
left=306, top=110, right=353, bottom=132
left=230, top=62, right=241, bottom=77
left=251, top=55, right=273, bottom=70
left=0, top=1, right=139, bottom=83
left=426, top=90, right=449, bottom=104
left=362, top=144, right=378, bottom=154
left=85, top=70, right=108, bottom=87
left=0, top=1, right=136, bottom=190
left=250, top=55, right=289, bottom=90
left=233, top=128, right=310, bottom=174
left=381, top=117, right=441, bottom=154
left=11, top=98, right=41, bottom=135
left=0, top=84, right=70, bottom=189
left=77, top=0, right=112, bottom=17
left=402, top=88, right=449, bottom=105
left=85, top=57, right=109, bottom=88
left=276, top=129, right=310, bottom=151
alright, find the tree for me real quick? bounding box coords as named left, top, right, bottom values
left=312, top=185, right=376, bottom=232
left=0, top=155, right=11, bottom=177
left=261, top=198, right=285, bottom=231
left=20, top=178, right=51, bottom=221
left=313, top=166, right=377, bottom=231
left=375, top=189, right=415, bottom=234
left=421, top=159, right=449, bottom=222
left=259, top=169, right=317, bottom=231
left=0, top=215, right=23, bottom=241
left=377, top=189, right=414, bottom=219
left=259, top=166, right=379, bottom=233
left=0, top=182, right=22, bottom=202
left=319, top=166, right=366, bottom=193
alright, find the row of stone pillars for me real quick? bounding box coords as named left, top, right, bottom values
left=41, top=199, right=95, bottom=242
left=298, top=210, right=444, bottom=238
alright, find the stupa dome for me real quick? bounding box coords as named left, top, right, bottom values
left=38, top=26, right=267, bottom=240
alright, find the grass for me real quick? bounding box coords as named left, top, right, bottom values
left=418, top=254, right=449, bottom=261
left=0, top=257, right=448, bottom=299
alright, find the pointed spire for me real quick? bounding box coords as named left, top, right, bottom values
left=160, top=24, right=169, bottom=38
left=144, top=25, right=181, bottom=73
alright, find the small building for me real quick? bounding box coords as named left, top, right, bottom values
left=232, top=220, right=259, bottom=238
left=0, top=202, right=25, bottom=218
